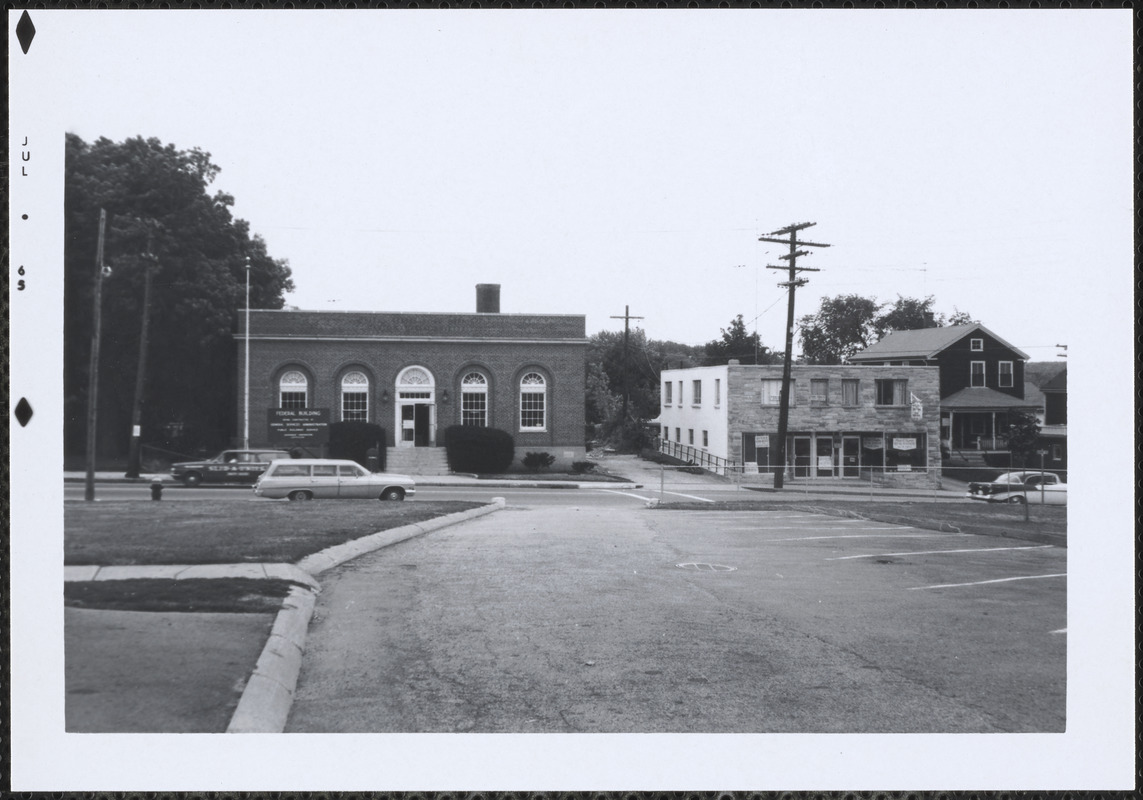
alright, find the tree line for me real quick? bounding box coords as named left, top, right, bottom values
left=64, top=133, right=294, bottom=464
left=587, top=295, right=976, bottom=449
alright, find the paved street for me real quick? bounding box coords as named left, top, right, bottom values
left=285, top=503, right=1066, bottom=733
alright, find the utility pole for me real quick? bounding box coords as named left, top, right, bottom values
left=758, top=221, right=829, bottom=489
left=244, top=256, right=251, bottom=450
left=84, top=209, right=108, bottom=501
left=125, top=231, right=158, bottom=478
left=609, top=305, right=644, bottom=428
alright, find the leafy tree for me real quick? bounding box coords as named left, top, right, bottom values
left=585, top=328, right=704, bottom=450
left=946, top=307, right=978, bottom=326
left=703, top=314, right=776, bottom=366
left=797, top=295, right=879, bottom=364
left=65, top=133, right=294, bottom=463
left=1004, top=410, right=1042, bottom=468
left=873, top=294, right=940, bottom=339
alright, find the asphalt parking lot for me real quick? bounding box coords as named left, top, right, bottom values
left=287, top=504, right=1065, bottom=733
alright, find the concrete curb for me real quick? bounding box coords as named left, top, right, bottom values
left=225, top=585, right=317, bottom=733
left=226, top=498, right=506, bottom=733
left=296, top=498, right=506, bottom=576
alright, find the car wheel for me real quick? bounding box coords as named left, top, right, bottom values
left=1006, top=495, right=1026, bottom=504
left=183, top=473, right=202, bottom=488
left=380, top=487, right=406, bottom=502
left=288, top=490, right=313, bottom=502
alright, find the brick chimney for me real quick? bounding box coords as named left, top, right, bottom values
left=476, top=284, right=501, bottom=313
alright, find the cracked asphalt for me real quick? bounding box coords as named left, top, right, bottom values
left=285, top=502, right=1065, bottom=733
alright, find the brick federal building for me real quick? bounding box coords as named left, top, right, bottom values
left=657, top=362, right=942, bottom=487
left=237, top=284, right=588, bottom=471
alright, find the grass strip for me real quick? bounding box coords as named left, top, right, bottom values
left=64, top=578, right=304, bottom=614
left=66, top=500, right=483, bottom=566
left=654, top=500, right=1066, bottom=539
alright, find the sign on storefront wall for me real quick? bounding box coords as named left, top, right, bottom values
left=268, top=408, right=330, bottom=443
left=863, top=437, right=884, bottom=450
left=817, top=456, right=833, bottom=470
left=892, top=437, right=917, bottom=451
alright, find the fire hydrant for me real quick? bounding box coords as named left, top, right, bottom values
left=150, top=478, right=163, bottom=501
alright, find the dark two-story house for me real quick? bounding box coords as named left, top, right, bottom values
left=848, top=323, right=1041, bottom=453
left=1036, top=366, right=1067, bottom=473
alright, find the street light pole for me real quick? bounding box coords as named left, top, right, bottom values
left=244, top=256, right=251, bottom=450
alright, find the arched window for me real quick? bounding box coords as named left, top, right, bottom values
left=461, top=372, right=488, bottom=427
left=341, top=371, right=369, bottom=422
left=279, top=370, right=308, bottom=409
left=519, top=372, right=547, bottom=431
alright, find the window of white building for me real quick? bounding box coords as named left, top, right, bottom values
left=664, top=382, right=673, bottom=405
left=692, top=380, right=702, bottom=406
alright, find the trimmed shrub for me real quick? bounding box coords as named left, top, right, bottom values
left=523, top=451, right=557, bottom=472
left=443, top=425, right=514, bottom=474
left=571, top=461, right=597, bottom=474
left=327, top=422, right=387, bottom=471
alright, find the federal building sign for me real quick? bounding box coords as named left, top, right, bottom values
left=268, top=408, right=330, bottom=443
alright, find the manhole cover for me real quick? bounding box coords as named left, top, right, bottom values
left=676, top=562, right=736, bottom=572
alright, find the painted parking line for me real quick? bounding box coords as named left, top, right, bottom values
left=597, top=489, right=659, bottom=503
left=828, top=544, right=1054, bottom=561
left=1051, top=628, right=1067, bottom=635
left=658, top=490, right=716, bottom=503
left=907, top=573, right=1067, bottom=591
left=768, top=530, right=973, bottom=544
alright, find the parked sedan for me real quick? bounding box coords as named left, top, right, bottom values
left=966, top=471, right=1067, bottom=505
left=171, top=449, right=290, bottom=487
left=253, top=458, right=416, bottom=501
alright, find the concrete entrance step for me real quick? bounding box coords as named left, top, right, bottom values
left=385, top=447, right=451, bottom=476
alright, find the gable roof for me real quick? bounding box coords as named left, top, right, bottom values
left=1041, top=367, right=1067, bottom=394
left=848, top=323, right=1029, bottom=362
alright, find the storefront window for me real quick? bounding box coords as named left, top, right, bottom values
left=886, top=432, right=927, bottom=471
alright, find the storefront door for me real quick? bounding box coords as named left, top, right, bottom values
left=842, top=436, right=860, bottom=477
left=793, top=436, right=812, bottom=477
left=815, top=437, right=835, bottom=477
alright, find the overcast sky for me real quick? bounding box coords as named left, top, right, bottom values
left=39, top=10, right=1132, bottom=360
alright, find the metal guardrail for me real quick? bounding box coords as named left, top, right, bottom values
left=647, top=439, right=1066, bottom=502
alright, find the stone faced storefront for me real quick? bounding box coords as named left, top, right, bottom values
left=237, top=286, right=588, bottom=469
left=730, top=364, right=941, bottom=486
left=659, top=363, right=942, bottom=487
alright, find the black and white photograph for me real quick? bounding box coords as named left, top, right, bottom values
left=7, top=7, right=1135, bottom=792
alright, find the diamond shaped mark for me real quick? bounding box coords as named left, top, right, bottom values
left=16, top=11, right=35, bottom=54
left=15, top=397, right=33, bottom=427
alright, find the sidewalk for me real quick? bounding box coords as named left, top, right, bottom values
left=62, top=471, right=641, bottom=490
left=63, top=460, right=972, bottom=501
